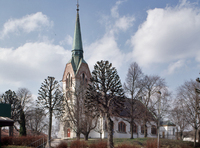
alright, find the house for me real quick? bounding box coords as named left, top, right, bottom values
left=159, top=120, right=176, bottom=139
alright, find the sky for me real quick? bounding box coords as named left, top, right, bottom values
left=0, top=0, right=200, bottom=99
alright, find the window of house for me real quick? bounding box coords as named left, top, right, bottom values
left=151, top=125, right=157, bottom=135
left=133, top=123, right=137, bottom=133
left=118, top=121, right=126, bottom=133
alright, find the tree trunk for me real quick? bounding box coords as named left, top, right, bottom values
left=130, top=119, right=134, bottom=139
left=106, top=114, right=114, bottom=148
left=176, top=127, right=179, bottom=140
left=9, top=126, right=13, bottom=137
left=77, top=132, right=80, bottom=140
left=100, top=132, right=102, bottom=139
left=144, top=124, right=147, bottom=137
left=180, top=130, right=183, bottom=141
left=194, top=128, right=197, bottom=148
left=84, top=133, right=89, bottom=141
left=47, top=109, right=52, bottom=148
left=130, top=95, right=134, bottom=139
left=198, top=130, right=200, bottom=143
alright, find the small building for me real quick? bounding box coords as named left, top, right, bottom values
left=160, top=120, right=176, bottom=139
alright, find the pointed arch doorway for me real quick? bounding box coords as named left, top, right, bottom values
left=67, top=128, right=70, bottom=137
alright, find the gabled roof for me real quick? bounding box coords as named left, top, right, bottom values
left=119, top=98, right=157, bottom=121
left=0, top=116, right=14, bottom=127
left=160, top=120, right=176, bottom=126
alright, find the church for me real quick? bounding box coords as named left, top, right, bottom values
left=58, top=4, right=175, bottom=140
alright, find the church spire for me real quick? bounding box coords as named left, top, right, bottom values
left=72, top=0, right=83, bottom=59
left=69, top=1, right=87, bottom=75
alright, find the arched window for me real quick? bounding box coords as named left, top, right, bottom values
left=82, top=73, right=85, bottom=81
left=151, top=125, right=157, bottom=135
left=66, top=73, right=71, bottom=88
left=81, top=73, right=87, bottom=85
left=70, top=77, right=72, bottom=87
left=133, top=123, right=137, bottom=133
left=118, top=121, right=126, bottom=133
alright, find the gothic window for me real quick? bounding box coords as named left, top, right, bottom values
left=118, top=121, right=126, bottom=133
left=133, top=123, right=137, bottom=133
left=82, top=73, right=85, bottom=81
left=70, top=77, right=72, bottom=87
left=66, top=73, right=71, bottom=88
left=151, top=125, right=157, bottom=135
left=81, top=73, right=86, bottom=85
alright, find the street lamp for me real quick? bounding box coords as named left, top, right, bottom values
left=157, top=91, right=161, bottom=148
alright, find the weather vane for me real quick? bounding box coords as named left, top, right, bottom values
left=76, top=0, right=79, bottom=11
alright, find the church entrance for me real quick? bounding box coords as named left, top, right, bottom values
left=67, top=129, right=70, bottom=137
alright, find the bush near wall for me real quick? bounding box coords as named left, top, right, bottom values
left=1, top=136, right=47, bottom=147
left=69, top=140, right=88, bottom=148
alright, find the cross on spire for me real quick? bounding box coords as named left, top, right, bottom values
left=76, top=0, right=79, bottom=11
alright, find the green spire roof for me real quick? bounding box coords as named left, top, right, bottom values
left=72, top=10, right=83, bottom=54
left=68, top=8, right=86, bottom=75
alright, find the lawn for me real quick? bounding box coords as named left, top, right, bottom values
left=2, top=138, right=200, bottom=148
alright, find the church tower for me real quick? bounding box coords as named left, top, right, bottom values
left=59, top=3, right=91, bottom=139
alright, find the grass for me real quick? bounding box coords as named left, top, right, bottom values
left=2, top=138, right=200, bottom=148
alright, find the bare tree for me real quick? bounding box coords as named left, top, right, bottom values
left=63, top=80, right=98, bottom=140
left=37, top=76, right=64, bottom=148
left=123, top=62, right=144, bottom=139
left=26, top=107, right=48, bottom=135
left=176, top=80, right=200, bottom=147
left=140, top=75, right=166, bottom=137
left=169, top=101, right=188, bottom=140
left=16, top=88, right=32, bottom=111
left=85, top=60, right=125, bottom=148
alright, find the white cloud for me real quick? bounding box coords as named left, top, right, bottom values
left=167, top=60, right=185, bottom=74
left=85, top=0, right=133, bottom=70
left=130, top=1, right=200, bottom=68
left=59, top=35, right=73, bottom=46
left=0, top=12, right=53, bottom=39
left=85, top=33, right=125, bottom=70
left=111, top=0, right=124, bottom=18
left=115, top=16, right=135, bottom=31
left=0, top=42, right=71, bottom=89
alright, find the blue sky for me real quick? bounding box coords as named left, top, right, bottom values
left=0, top=0, right=200, bottom=99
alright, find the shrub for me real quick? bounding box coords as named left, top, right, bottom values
left=89, top=140, right=107, bottom=148
left=70, top=140, right=88, bottom=148
left=145, top=139, right=158, bottom=148
left=116, top=144, right=139, bottom=148
left=1, top=136, right=47, bottom=147
left=56, top=141, right=68, bottom=148
left=1, top=137, right=12, bottom=145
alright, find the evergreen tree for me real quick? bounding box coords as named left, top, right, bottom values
left=19, top=110, right=26, bottom=136
left=85, top=60, right=125, bottom=148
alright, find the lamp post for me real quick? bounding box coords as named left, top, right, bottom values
left=157, top=91, right=161, bottom=148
